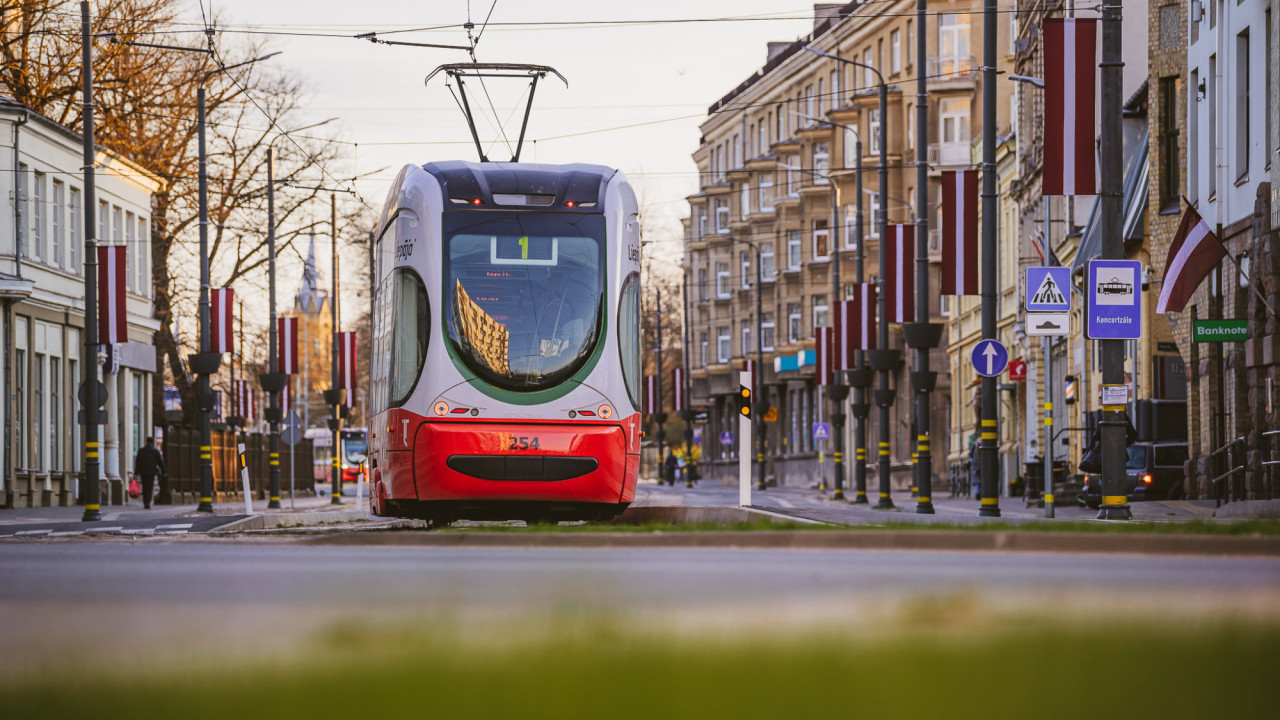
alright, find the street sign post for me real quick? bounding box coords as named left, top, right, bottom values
left=1026, top=267, right=1072, bottom=312
left=971, top=339, right=1009, bottom=378
left=813, top=422, right=831, bottom=440
left=1086, top=259, right=1142, bottom=339
left=1192, top=319, right=1248, bottom=343
left=1027, top=312, right=1070, bottom=336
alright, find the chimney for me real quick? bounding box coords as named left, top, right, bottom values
left=813, top=3, right=848, bottom=30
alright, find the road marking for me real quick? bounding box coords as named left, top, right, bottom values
left=773, top=498, right=796, bottom=509
left=15, top=529, right=52, bottom=536
left=155, top=523, right=194, bottom=530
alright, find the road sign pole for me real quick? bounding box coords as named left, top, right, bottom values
left=78, top=1, right=102, bottom=522
left=1043, top=200, right=1055, bottom=519
left=739, top=370, right=752, bottom=507
left=978, top=0, right=1000, bottom=517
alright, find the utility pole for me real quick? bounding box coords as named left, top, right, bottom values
left=264, top=147, right=282, bottom=509
left=1096, top=0, right=1130, bottom=520
left=1043, top=199, right=1055, bottom=518
left=852, top=139, right=869, bottom=504
left=78, top=1, right=102, bottom=522
left=194, top=82, right=217, bottom=513
left=328, top=193, right=342, bottom=504
left=681, top=273, right=694, bottom=488
left=754, top=242, right=766, bottom=493
left=828, top=137, right=847, bottom=502
left=654, top=286, right=665, bottom=478
left=978, top=0, right=1002, bottom=516
left=909, top=0, right=938, bottom=514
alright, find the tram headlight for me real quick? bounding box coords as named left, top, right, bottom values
left=597, top=404, right=613, bottom=420
left=433, top=401, right=449, bottom=416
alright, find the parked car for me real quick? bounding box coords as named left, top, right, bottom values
left=1078, top=441, right=1189, bottom=508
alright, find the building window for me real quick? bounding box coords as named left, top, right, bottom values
left=869, top=110, right=881, bottom=154
left=716, top=261, right=730, bottom=298
left=739, top=183, right=750, bottom=219
left=51, top=180, right=64, bottom=268
left=812, top=294, right=829, bottom=328
left=845, top=205, right=857, bottom=248
left=787, top=230, right=803, bottom=269
left=69, top=357, right=79, bottom=472
left=1159, top=75, right=1182, bottom=211
left=816, top=78, right=824, bottom=117
left=759, top=173, right=775, bottom=211
left=830, top=70, right=839, bottom=106
left=758, top=118, right=767, bottom=155
left=715, top=198, right=729, bottom=233
left=1208, top=54, right=1217, bottom=197
left=17, top=163, right=28, bottom=258
left=863, top=48, right=873, bottom=88
left=940, top=97, right=970, bottom=145
left=813, top=219, right=830, bottom=261
left=50, top=357, right=60, bottom=471
left=760, top=243, right=775, bottom=280
left=34, top=354, right=44, bottom=471
left=813, top=141, right=830, bottom=183
left=700, top=331, right=708, bottom=367
left=1189, top=68, right=1199, bottom=203
left=33, top=171, right=45, bottom=262
left=805, top=84, right=814, bottom=118
left=137, top=216, right=148, bottom=296
left=906, top=20, right=913, bottom=67
left=891, top=29, right=902, bottom=74
left=938, top=14, right=972, bottom=77
left=784, top=155, right=800, bottom=195
left=844, top=126, right=859, bottom=168
left=125, top=211, right=135, bottom=292
left=717, top=326, right=731, bottom=363
left=113, top=206, right=122, bottom=247
left=762, top=315, right=776, bottom=351
left=70, top=187, right=82, bottom=275
left=741, top=319, right=752, bottom=355
left=132, top=373, right=143, bottom=462
left=15, top=349, right=25, bottom=468
left=698, top=268, right=708, bottom=301
left=907, top=103, right=914, bottom=148
left=740, top=251, right=751, bottom=289
left=869, top=192, right=881, bottom=237
left=1267, top=7, right=1274, bottom=168
left=1235, top=29, right=1249, bottom=181
left=788, top=302, right=802, bottom=343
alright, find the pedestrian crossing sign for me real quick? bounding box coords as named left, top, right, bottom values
left=1025, top=267, right=1071, bottom=312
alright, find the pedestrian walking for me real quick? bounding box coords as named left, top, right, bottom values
left=133, top=436, right=167, bottom=509
left=663, top=452, right=677, bottom=487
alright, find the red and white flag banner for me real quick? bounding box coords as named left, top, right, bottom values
left=278, top=316, right=299, bottom=375
left=96, top=245, right=127, bottom=344
left=338, top=331, right=357, bottom=407
left=941, top=170, right=980, bottom=295
left=885, top=224, right=915, bottom=324
left=671, top=367, right=686, bottom=412
left=236, top=379, right=255, bottom=422
left=210, top=288, right=234, bottom=354
left=1044, top=18, right=1098, bottom=196
left=815, top=325, right=833, bottom=386
left=645, top=375, right=657, bottom=415
left=280, top=380, right=292, bottom=418
left=1156, top=202, right=1228, bottom=314
left=834, top=300, right=853, bottom=370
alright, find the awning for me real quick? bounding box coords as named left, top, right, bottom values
left=1071, top=125, right=1150, bottom=273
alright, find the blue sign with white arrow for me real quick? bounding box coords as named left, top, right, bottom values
left=971, top=339, right=1009, bottom=378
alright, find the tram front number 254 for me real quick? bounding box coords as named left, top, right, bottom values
left=502, top=434, right=542, bottom=451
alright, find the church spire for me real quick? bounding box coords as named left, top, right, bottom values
left=294, top=231, right=329, bottom=315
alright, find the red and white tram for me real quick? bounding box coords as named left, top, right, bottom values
left=367, top=161, right=642, bottom=522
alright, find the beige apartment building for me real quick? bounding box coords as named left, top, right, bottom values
left=683, top=2, right=1011, bottom=491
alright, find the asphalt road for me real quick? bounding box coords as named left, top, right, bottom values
left=3, top=541, right=1279, bottom=670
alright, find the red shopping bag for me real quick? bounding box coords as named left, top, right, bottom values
left=128, top=476, right=141, bottom=498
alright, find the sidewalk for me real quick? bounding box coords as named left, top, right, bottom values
left=0, top=492, right=356, bottom=527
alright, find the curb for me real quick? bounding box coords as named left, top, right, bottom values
left=616, top=505, right=824, bottom=526
left=1214, top=500, right=1280, bottom=519
left=303, top=527, right=1280, bottom=556
left=215, top=508, right=370, bottom=532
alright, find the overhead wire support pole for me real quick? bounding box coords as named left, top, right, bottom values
left=79, top=0, right=102, bottom=522
left=978, top=0, right=1001, bottom=517
left=853, top=139, right=869, bottom=504
left=330, top=192, right=342, bottom=505
left=265, top=147, right=281, bottom=509
left=1096, top=0, right=1130, bottom=520
left=512, top=73, right=541, bottom=162
left=911, top=0, right=936, bottom=514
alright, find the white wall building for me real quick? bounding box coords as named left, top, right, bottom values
left=0, top=98, right=161, bottom=508
left=1187, top=0, right=1276, bottom=230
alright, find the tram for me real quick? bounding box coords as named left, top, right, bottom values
left=366, top=161, right=642, bottom=522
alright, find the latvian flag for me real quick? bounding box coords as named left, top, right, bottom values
left=645, top=375, right=658, bottom=415
left=671, top=367, right=686, bottom=411
left=337, top=331, right=357, bottom=408
left=278, top=316, right=299, bottom=374
left=236, top=379, right=254, bottom=423
left=1156, top=202, right=1228, bottom=314
left=837, top=285, right=877, bottom=353
left=97, top=245, right=127, bottom=344
left=941, top=170, right=979, bottom=295
left=210, top=288, right=234, bottom=354
left=815, top=325, right=833, bottom=386
left=885, top=224, right=914, bottom=324
left=1044, top=18, right=1098, bottom=196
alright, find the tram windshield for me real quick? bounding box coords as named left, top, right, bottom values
left=445, top=212, right=605, bottom=392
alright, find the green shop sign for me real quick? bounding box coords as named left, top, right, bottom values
left=1192, top=319, right=1248, bottom=343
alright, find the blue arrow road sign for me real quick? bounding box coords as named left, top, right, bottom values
left=1026, top=266, right=1072, bottom=312
left=1087, top=259, right=1142, bottom=339
left=812, top=422, right=831, bottom=440
left=692, top=428, right=703, bottom=444
left=971, top=339, right=1009, bottom=378
left=719, top=430, right=735, bottom=446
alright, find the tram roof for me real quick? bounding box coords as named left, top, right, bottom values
left=422, top=161, right=619, bottom=210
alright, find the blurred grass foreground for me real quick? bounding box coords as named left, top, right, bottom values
left=4, top=617, right=1276, bottom=719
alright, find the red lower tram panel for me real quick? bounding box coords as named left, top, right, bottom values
left=373, top=416, right=638, bottom=522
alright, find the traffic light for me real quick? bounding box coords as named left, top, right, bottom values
left=737, top=384, right=751, bottom=418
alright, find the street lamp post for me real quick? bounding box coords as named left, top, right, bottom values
left=78, top=1, right=101, bottom=522
left=805, top=46, right=898, bottom=510
left=978, top=0, right=1001, bottom=517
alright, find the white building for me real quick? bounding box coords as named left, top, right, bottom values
left=1186, top=0, right=1276, bottom=230
left=0, top=98, right=161, bottom=508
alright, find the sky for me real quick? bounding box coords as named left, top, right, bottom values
left=182, top=1, right=818, bottom=270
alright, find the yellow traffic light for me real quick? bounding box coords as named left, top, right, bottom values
left=738, top=385, right=751, bottom=417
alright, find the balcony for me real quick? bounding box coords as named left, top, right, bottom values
left=927, top=55, right=978, bottom=83
left=929, top=142, right=971, bottom=168
left=928, top=228, right=942, bottom=260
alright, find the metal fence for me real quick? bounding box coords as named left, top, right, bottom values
left=161, top=427, right=315, bottom=504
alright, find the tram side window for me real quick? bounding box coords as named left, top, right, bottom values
left=617, top=273, right=641, bottom=411
left=390, top=269, right=429, bottom=407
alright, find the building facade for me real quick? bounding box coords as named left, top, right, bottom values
left=683, top=2, right=1011, bottom=491
left=0, top=99, right=161, bottom=507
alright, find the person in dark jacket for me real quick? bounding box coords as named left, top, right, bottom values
left=663, top=452, right=677, bottom=487
left=133, top=437, right=167, bottom=509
